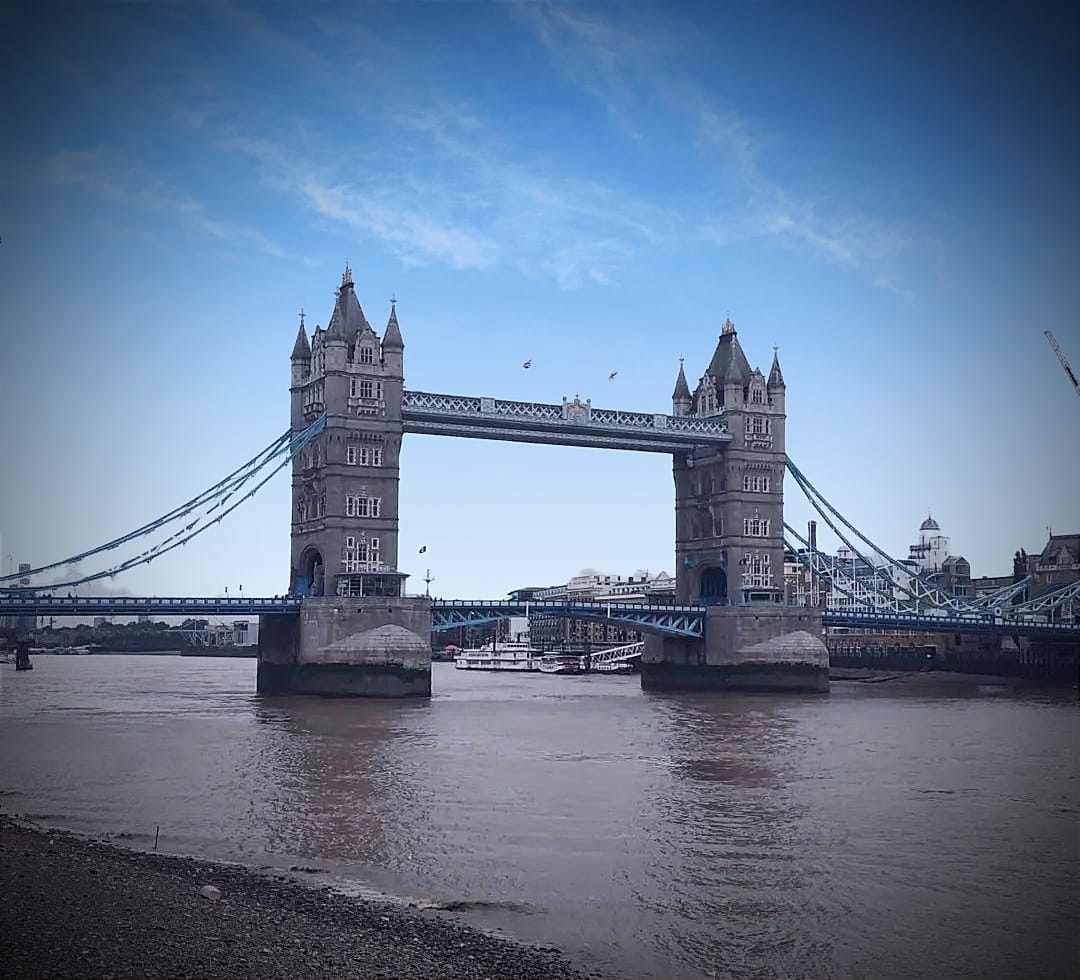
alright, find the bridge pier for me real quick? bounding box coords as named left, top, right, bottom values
left=257, top=597, right=432, bottom=697
left=641, top=606, right=828, bottom=692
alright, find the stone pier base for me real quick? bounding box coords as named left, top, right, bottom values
left=257, top=596, right=432, bottom=697
left=641, top=605, right=828, bottom=693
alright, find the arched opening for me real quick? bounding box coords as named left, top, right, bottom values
left=699, top=566, right=727, bottom=605
left=292, top=548, right=324, bottom=597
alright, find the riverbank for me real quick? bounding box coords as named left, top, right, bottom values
left=829, top=666, right=1076, bottom=689
left=0, top=815, right=592, bottom=980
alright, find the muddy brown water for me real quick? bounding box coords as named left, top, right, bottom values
left=1, top=657, right=1076, bottom=979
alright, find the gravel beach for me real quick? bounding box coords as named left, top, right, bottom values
left=0, top=815, right=593, bottom=979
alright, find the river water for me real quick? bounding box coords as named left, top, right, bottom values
left=1, top=657, right=1076, bottom=979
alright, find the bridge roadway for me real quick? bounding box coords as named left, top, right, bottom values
left=1, top=595, right=1078, bottom=640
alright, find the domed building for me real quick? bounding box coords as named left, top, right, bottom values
left=908, top=513, right=950, bottom=573
left=907, top=514, right=972, bottom=595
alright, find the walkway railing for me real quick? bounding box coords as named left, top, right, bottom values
left=402, top=390, right=730, bottom=452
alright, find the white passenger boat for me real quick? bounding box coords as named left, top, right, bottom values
left=537, top=653, right=584, bottom=675
left=454, top=638, right=542, bottom=671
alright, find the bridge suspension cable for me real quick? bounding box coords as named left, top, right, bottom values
left=2, top=415, right=326, bottom=590
left=783, top=523, right=903, bottom=611
left=785, top=457, right=984, bottom=612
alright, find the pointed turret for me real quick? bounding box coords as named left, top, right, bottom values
left=768, top=348, right=785, bottom=388
left=706, top=316, right=752, bottom=385
left=672, top=358, right=692, bottom=417
left=382, top=298, right=404, bottom=351
left=291, top=321, right=311, bottom=362
left=326, top=263, right=369, bottom=342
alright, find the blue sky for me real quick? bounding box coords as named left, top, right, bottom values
left=1, top=1, right=1077, bottom=599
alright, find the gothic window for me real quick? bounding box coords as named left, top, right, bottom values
left=751, top=387, right=764, bottom=404
left=742, top=473, right=772, bottom=493
left=346, top=495, right=382, bottom=518
left=359, top=346, right=374, bottom=365
left=350, top=378, right=359, bottom=397
left=359, top=446, right=382, bottom=466
left=346, top=445, right=358, bottom=465
left=743, top=516, right=770, bottom=537
left=741, top=551, right=773, bottom=587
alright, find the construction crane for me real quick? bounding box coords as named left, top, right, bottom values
left=1044, top=331, right=1080, bottom=400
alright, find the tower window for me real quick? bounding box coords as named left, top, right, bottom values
left=742, top=474, right=771, bottom=493
left=741, top=551, right=773, bottom=587
left=346, top=495, right=382, bottom=518
left=346, top=445, right=358, bottom=465
left=359, top=346, right=374, bottom=364
left=743, top=517, right=770, bottom=537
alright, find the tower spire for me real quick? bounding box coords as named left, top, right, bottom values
left=768, top=346, right=785, bottom=387
left=383, top=296, right=404, bottom=351
left=291, top=317, right=311, bottom=361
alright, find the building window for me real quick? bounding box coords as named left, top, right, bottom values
left=343, top=535, right=381, bottom=572
left=346, top=445, right=358, bottom=465
left=742, top=551, right=773, bottom=587
left=346, top=495, right=382, bottom=518
left=359, top=380, right=383, bottom=400
left=743, top=517, right=769, bottom=537
left=742, top=473, right=772, bottom=493
left=359, top=346, right=374, bottom=364
left=359, top=446, right=383, bottom=466
left=751, top=387, right=764, bottom=404
left=745, top=415, right=770, bottom=436
left=350, top=378, right=359, bottom=397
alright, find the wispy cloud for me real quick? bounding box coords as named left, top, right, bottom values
left=41, top=148, right=293, bottom=260
left=216, top=115, right=673, bottom=289
left=517, top=5, right=924, bottom=296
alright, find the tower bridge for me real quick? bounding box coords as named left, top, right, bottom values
left=262, top=264, right=828, bottom=695
left=5, top=264, right=1075, bottom=694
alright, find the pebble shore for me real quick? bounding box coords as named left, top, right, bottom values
left=0, top=816, right=594, bottom=979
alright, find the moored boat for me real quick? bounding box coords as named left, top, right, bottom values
left=454, top=638, right=542, bottom=671
left=537, top=654, right=584, bottom=675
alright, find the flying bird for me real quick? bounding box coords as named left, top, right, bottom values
left=418, top=545, right=427, bottom=554
left=608, top=371, right=618, bottom=380
left=522, top=359, right=532, bottom=369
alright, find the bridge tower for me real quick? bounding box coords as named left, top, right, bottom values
left=258, top=265, right=431, bottom=697
left=644, top=317, right=827, bottom=692
left=288, top=264, right=406, bottom=599
left=673, top=318, right=786, bottom=606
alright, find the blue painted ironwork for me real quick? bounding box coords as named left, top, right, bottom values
left=402, top=390, right=730, bottom=453
left=786, top=458, right=987, bottom=613
left=0, top=595, right=300, bottom=617
left=2, top=593, right=1076, bottom=639
left=822, top=608, right=1080, bottom=639
left=431, top=599, right=705, bottom=638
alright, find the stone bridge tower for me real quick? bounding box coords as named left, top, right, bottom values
left=288, top=264, right=405, bottom=600
left=258, top=265, right=431, bottom=698
left=644, top=317, right=827, bottom=692
left=672, top=317, right=787, bottom=605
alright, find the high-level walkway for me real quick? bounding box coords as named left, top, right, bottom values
left=401, top=390, right=731, bottom=452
